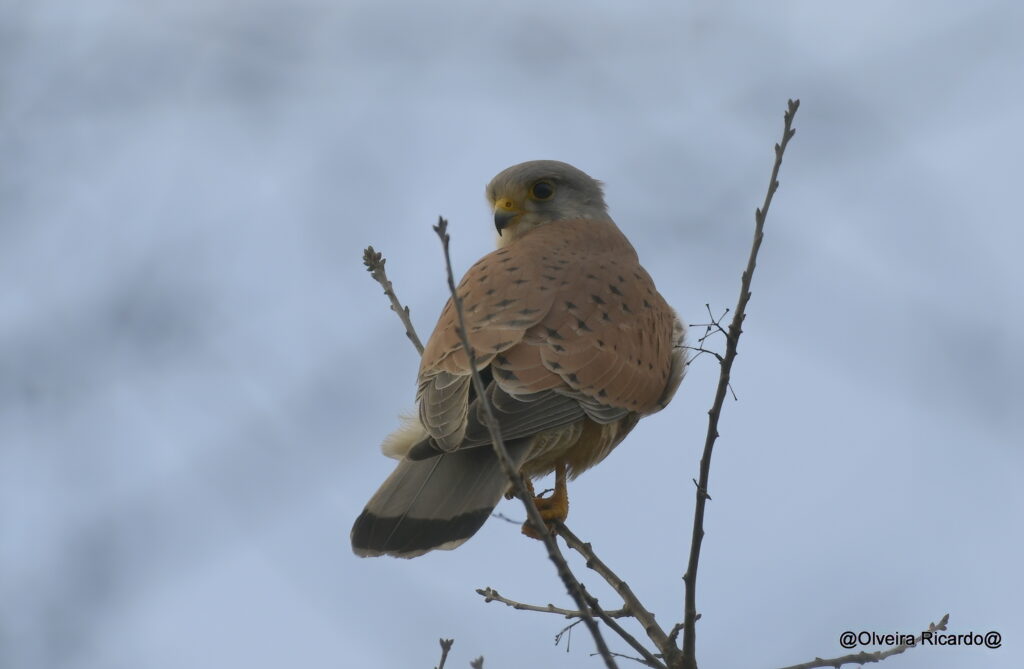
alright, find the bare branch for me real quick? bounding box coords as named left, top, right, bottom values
left=576, top=585, right=667, bottom=669
left=777, top=614, right=950, bottom=669
left=476, top=587, right=631, bottom=619
left=469, top=657, right=484, bottom=669
left=432, top=218, right=619, bottom=669
left=435, top=638, right=454, bottom=669
left=362, top=245, right=425, bottom=355
left=680, top=98, right=800, bottom=669
left=667, top=622, right=685, bottom=649
left=557, top=523, right=674, bottom=668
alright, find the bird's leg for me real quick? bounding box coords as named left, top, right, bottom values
left=521, top=462, right=569, bottom=539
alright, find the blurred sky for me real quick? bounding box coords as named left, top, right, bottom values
left=2, top=1, right=1022, bottom=668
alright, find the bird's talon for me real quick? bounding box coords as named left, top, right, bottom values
left=521, top=520, right=554, bottom=539
left=520, top=463, right=568, bottom=540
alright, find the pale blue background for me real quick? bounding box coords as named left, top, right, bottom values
left=2, top=1, right=1022, bottom=668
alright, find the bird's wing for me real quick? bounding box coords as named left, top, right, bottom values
left=417, top=219, right=679, bottom=451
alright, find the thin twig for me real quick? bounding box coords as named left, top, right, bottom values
left=683, top=305, right=730, bottom=365
left=556, top=619, right=584, bottom=647
left=776, top=614, right=950, bottom=669
left=433, top=218, right=619, bottom=669
left=476, top=587, right=631, bottom=619
left=603, top=651, right=661, bottom=667
left=435, top=638, right=454, bottom=669
left=680, top=99, right=800, bottom=669
left=362, top=245, right=425, bottom=355
left=557, top=523, right=672, bottom=668
left=682, top=307, right=737, bottom=399
left=682, top=345, right=724, bottom=365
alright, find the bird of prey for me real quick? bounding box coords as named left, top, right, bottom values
left=351, top=160, right=685, bottom=558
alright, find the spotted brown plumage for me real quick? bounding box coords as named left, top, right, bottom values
left=352, top=160, right=686, bottom=558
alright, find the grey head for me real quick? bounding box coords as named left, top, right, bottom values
left=485, top=160, right=611, bottom=243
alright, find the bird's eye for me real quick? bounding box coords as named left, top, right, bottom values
left=531, top=181, right=555, bottom=200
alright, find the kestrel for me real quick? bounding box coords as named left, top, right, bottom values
left=351, top=160, right=685, bottom=558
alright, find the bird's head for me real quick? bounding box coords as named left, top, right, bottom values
left=485, top=160, right=610, bottom=245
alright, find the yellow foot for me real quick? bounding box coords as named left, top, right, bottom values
left=522, top=463, right=569, bottom=540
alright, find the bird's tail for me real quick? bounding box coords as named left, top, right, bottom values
left=351, top=439, right=532, bottom=558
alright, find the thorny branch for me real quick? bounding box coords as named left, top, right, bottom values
left=680, top=98, right=800, bottom=669
left=432, top=218, right=620, bottom=669
left=776, top=614, right=950, bottom=669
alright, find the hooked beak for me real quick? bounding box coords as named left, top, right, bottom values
left=493, top=197, right=521, bottom=235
